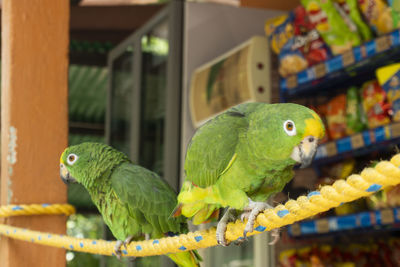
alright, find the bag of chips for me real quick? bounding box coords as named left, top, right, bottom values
left=302, top=0, right=362, bottom=55
left=334, top=0, right=374, bottom=41
left=358, top=0, right=394, bottom=35
left=388, top=0, right=400, bottom=31
left=376, top=63, right=400, bottom=121
left=265, top=13, right=308, bottom=77
left=325, top=94, right=348, bottom=139
left=292, top=5, right=332, bottom=66
left=346, top=86, right=367, bottom=134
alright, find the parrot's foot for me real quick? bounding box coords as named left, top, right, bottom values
left=114, top=240, right=124, bottom=260
left=216, top=207, right=236, bottom=246
left=269, top=228, right=280, bottom=245
left=241, top=199, right=272, bottom=239
left=123, top=235, right=134, bottom=249
left=114, top=236, right=136, bottom=261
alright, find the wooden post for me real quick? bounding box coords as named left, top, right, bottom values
left=1, top=0, right=69, bottom=266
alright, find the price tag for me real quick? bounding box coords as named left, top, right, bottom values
left=314, top=63, right=327, bottom=78
left=351, top=134, right=364, bottom=149
left=290, top=223, right=301, bottom=236
left=376, top=36, right=391, bottom=53
left=391, top=122, right=400, bottom=137
left=381, top=209, right=394, bottom=224
left=286, top=75, right=298, bottom=89
left=316, top=219, right=329, bottom=233
left=325, top=142, right=337, bottom=157
left=342, top=50, right=355, bottom=66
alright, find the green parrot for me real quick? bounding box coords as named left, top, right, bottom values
left=60, top=142, right=201, bottom=267
left=173, top=102, right=325, bottom=245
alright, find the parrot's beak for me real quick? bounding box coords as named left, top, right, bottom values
left=60, top=163, right=77, bottom=184
left=290, top=136, right=319, bottom=168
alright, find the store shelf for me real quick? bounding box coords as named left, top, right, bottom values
left=280, top=29, right=400, bottom=100
left=314, top=122, right=400, bottom=165
left=288, top=207, right=400, bottom=237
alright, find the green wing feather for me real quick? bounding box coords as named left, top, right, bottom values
left=184, top=103, right=263, bottom=188
left=111, top=163, right=185, bottom=235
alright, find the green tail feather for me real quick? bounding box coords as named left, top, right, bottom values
left=167, top=250, right=202, bottom=267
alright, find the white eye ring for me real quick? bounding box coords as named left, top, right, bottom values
left=283, top=120, right=296, bottom=136
left=67, top=153, right=78, bottom=165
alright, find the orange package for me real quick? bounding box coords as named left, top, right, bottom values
left=325, top=94, right=348, bottom=140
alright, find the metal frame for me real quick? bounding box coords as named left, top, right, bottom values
left=106, top=1, right=183, bottom=190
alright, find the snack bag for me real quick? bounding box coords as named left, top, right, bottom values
left=388, top=0, right=400, bottom=29
left=325, top=94, right=348, bottom=139
left=265, top=13, right=308, bottom=77
left=302, top=0, right=362, bottom=55
left=358, top=0, right=394, bottom=35
left=334, top=0, right=374, bottom=41
left=293, top=5, right=332, bottom=66
left=346, top=86, right=367, bottom=134
left=279, top=249, right=297, bottom=267
left=360, top=80, right=391, bottom=128
left=376, top=63, right=400, bottom=121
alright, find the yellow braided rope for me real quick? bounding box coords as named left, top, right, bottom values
left=1, top=154, right=400, bottom=257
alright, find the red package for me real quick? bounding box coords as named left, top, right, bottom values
left=360, top=80, right=391, bottom=128
left=292, top=6, right=331, bottom=66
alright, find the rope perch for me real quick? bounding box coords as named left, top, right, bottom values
left=1, top=154, right=400, bottom=257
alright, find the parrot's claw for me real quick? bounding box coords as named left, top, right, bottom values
left=114, top=240, right=123, bottom=261
left=123, top=236, right=134, bottom=250
left=242, top=199, right=272, bottom=239
left=216, top=208, right=235, bottom=246
left=240, top=211, right=250, bottom=222
left=114, top=238, right=136, bottom=261
left=268, top=228, right=280, bottom=245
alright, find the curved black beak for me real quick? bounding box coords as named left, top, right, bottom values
left=60, top=163, right=77, bottom=184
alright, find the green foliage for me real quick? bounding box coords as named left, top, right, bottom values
left=66, top=214, right=103, bottom=267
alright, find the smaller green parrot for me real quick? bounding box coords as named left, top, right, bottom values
left=174, top=102, right=325, bottom=245
left=60, top=143, right=201, bottom=267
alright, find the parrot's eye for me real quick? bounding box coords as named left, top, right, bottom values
left=67, top=153, right=78, bottom=165
left=283, top=120, right=296, bottom=136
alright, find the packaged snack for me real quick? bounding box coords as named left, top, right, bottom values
left=302, top=0, right=362, bottom=55
left=265, top=13, right=308, bottom=77
left=346, top=86, right=367, bottom=134
left=334, top=0, right=374, bottom=41
left=360, top=80, right=391, bottom=128
left=265, top=14, right=293, bottom=54
left=325, top=94, right=348, bottom=139
left=358, top=0, right=394, bottom=35
left=293, top=5, right=332, bottom=66
left=376, top=63, right=400, bottom=121
left=388, top=0, right=400, bottom=29
left=279, top=249, right=297, bottom=267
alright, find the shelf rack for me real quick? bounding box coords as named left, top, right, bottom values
left=288, top=207, right=400, bottom=237
left=280, top=29, right=400, bottom=100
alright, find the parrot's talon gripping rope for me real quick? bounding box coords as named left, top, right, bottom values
left=268, top=229, right=280, bottom=245
left=0, top=155, right=399, bottom=257
left=241, top=200, right=271, bottom=239
left=114, top=240, right=124, bottom=260
left=216, top=207, right=236, bottom=246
